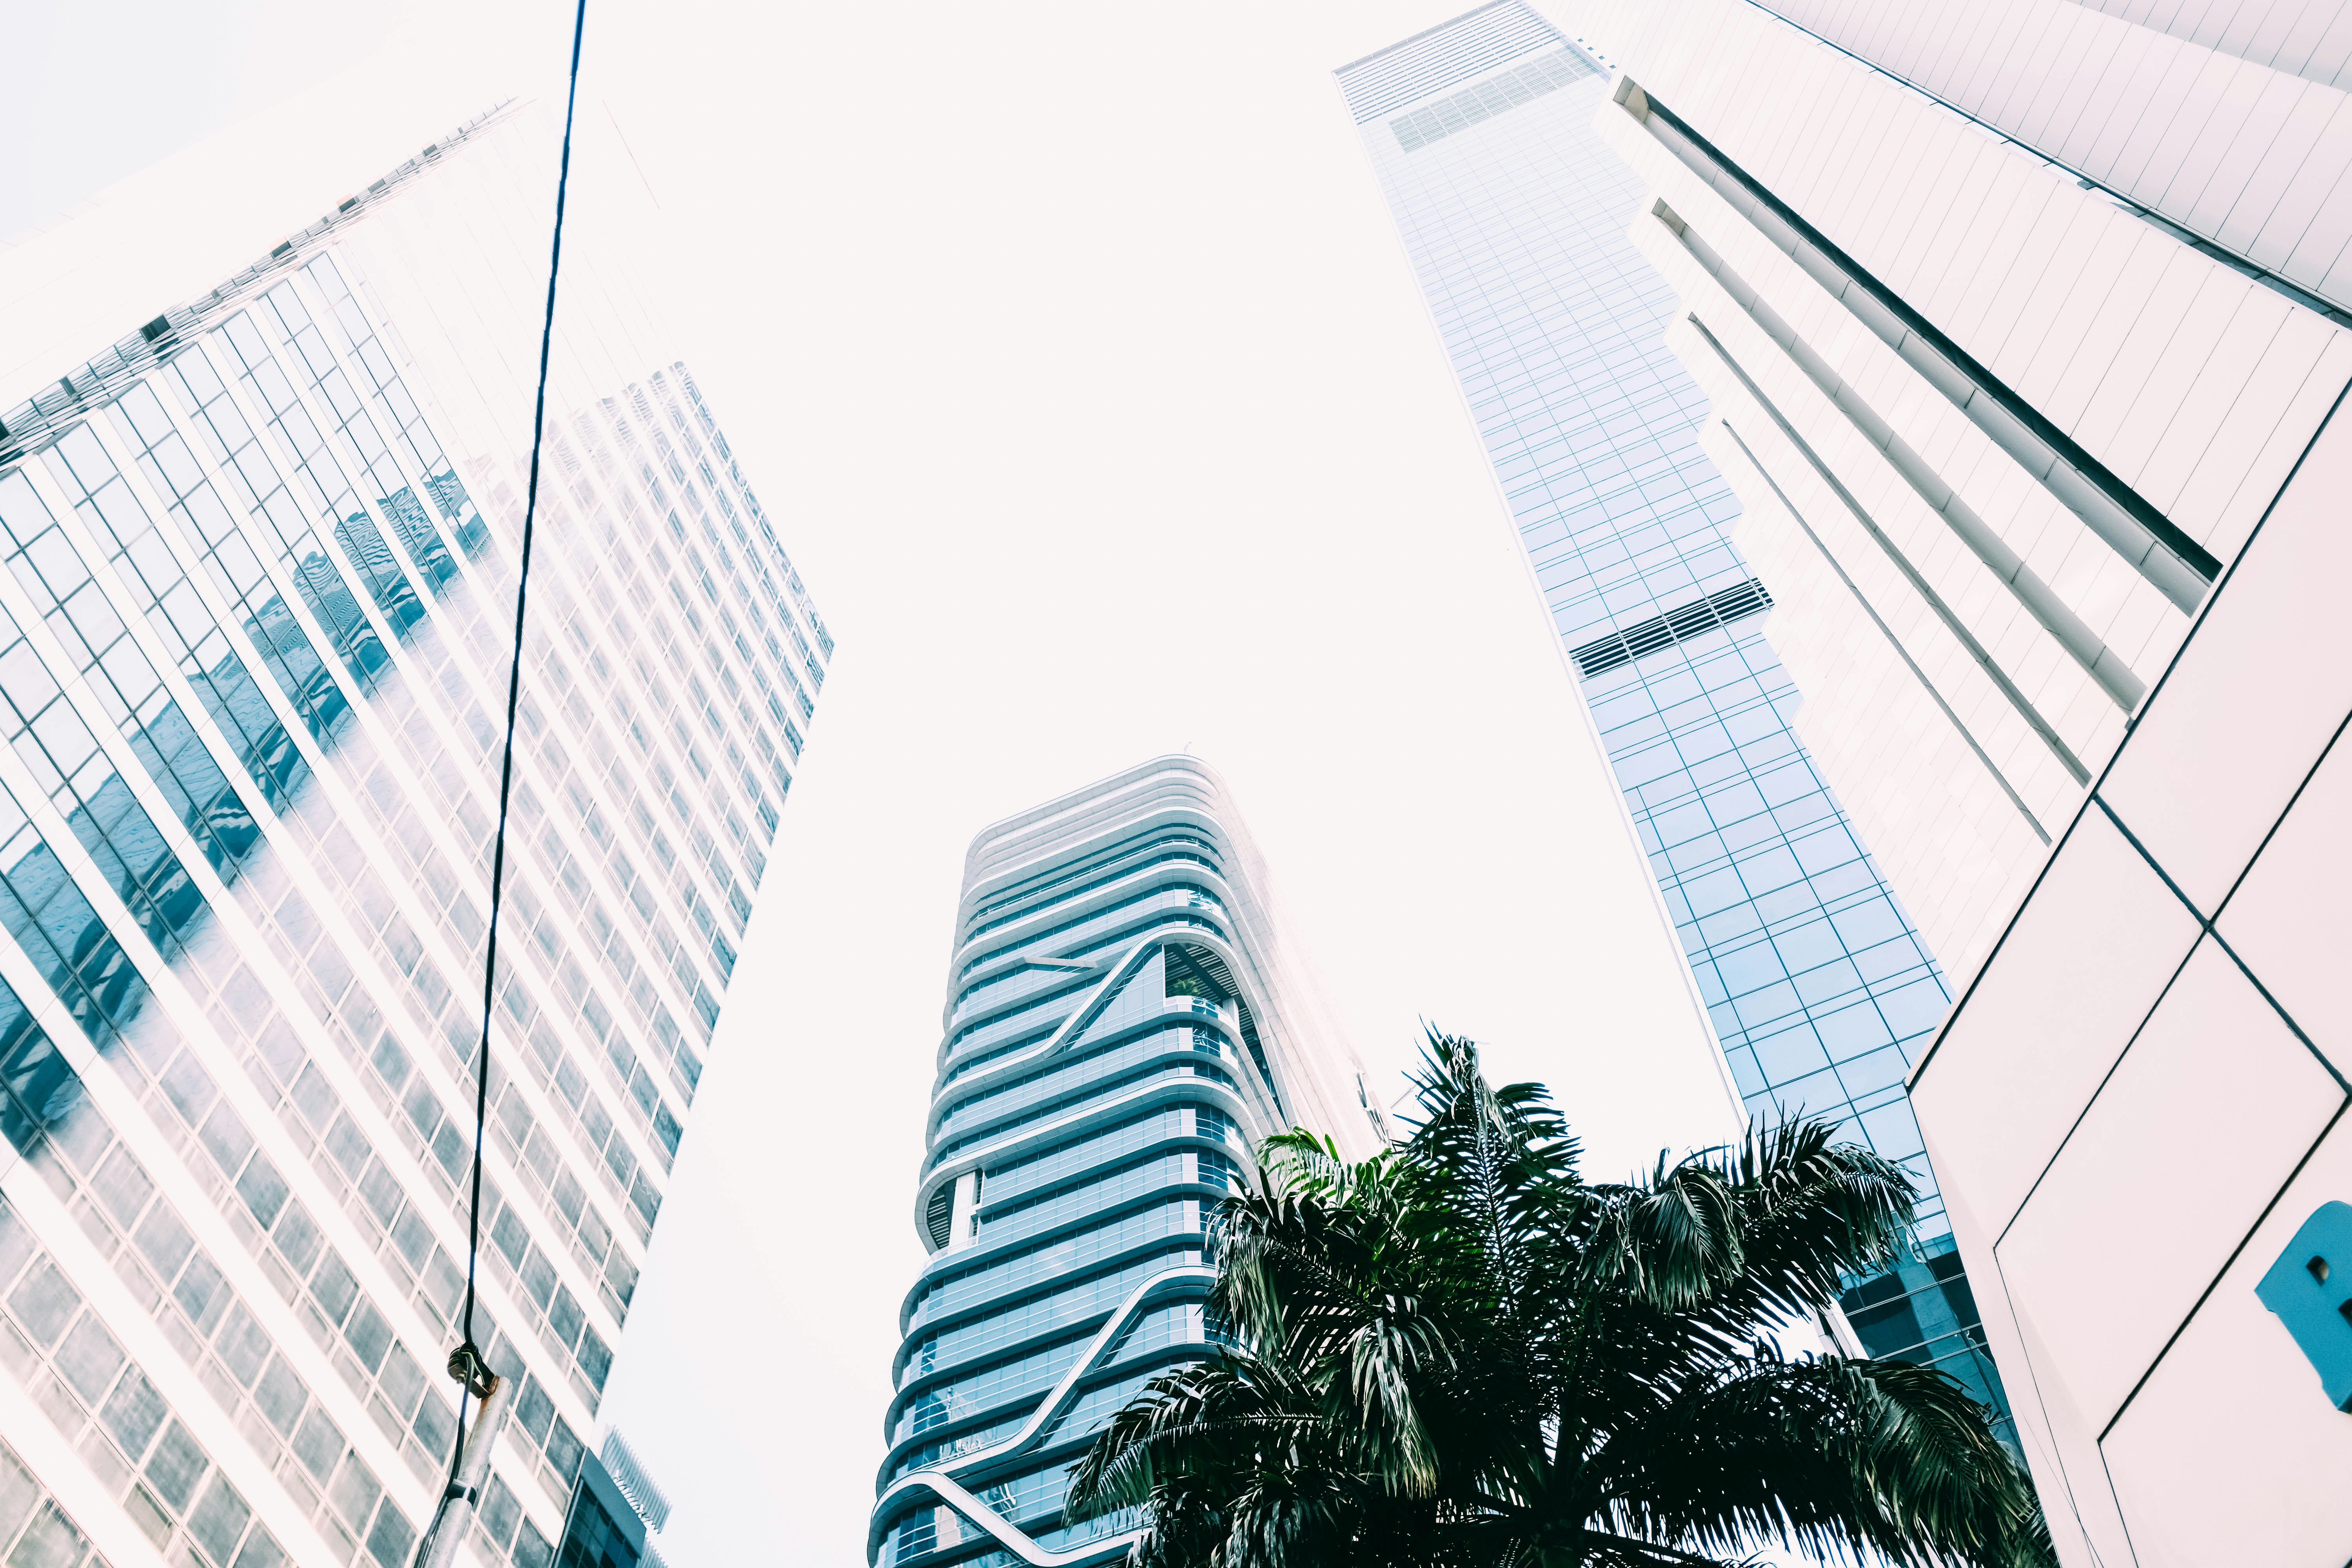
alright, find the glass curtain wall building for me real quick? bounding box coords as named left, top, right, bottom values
left=1335, top=2, right=2007, bottom=1424
left=0, top=103, right=826, bottom=1568
left=869, top=757, right=1378, bottom=1568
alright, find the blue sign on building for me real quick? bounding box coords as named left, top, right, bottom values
left=2256, top=1201, right=2352, bottom=1410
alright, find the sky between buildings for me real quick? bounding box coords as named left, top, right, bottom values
left=0, top=0, right=1751, bottom=1559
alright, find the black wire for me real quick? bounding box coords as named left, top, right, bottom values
left=424, top=0, right=589, bottom=1551
left=469, top=0, right=590, bottom=1370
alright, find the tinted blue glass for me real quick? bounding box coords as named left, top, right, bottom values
left=556, top=1468, right=643, bottom=1568
left=1341, top=12, right=2009, bottom=1428
left=873, top=812, right=1298, bottom=1568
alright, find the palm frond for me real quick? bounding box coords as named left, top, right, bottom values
left=1069, top=1027, right=2046, bottom=1568
left=1064, top=1352, right=1314, bottom=1515
left=1338, top=1299, right=1452, bottom=1495
left=1584, top=1347, right=2046, bottom=1568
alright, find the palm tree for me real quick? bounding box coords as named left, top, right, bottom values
left=1067, top=1031, right=2050, bottom=1568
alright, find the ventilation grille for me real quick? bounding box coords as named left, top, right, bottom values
left=1334, top=0, right=1559, bottom=123
left=1569, top=579, right=1773, bottom=679
left=1391, top=47, right=1596, bottom=151
left=924, top=1183, right=954, bottom=1250
left=599, top=1430, right=671, bottom=1532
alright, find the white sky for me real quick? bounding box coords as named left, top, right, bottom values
left=3, top=0, right=1750, bottom=1560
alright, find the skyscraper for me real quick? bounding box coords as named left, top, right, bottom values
left=0, top=100, right=826, bottom=1568
left=1335, top=2, right=2008, bottom=1427
left=868, top=757, right=1380, bottom=1568
left=1541, top=0, right=2352, bottom=1560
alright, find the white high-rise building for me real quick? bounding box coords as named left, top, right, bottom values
left=1533, top=1, right=2352, bottom=1560
left=0, top=99, right=826, bottom=1568
left=1558, top=0, right=2351, bottom=980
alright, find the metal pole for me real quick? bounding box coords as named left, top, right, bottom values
left=415, top=1374, right=517, bottom=1568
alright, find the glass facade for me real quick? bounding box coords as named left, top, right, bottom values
left=554, top=1432, right=667, bottom=1568
left=1337, top=2, right=2008, bottom=1425
left=553, top=1474, right=643, bottom=1568
left=868, top=758, right=1374, bottom=1568
left=0, top=103, right=826, bottom=1568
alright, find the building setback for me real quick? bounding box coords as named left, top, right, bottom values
left=0, top=102, right=828, bottom=1568
left=869, top=757, right=1379, bottom=1568
left=1335, top=1, right=2011, bottom=1436
left=1535, top=0, right=2352, bottom=1560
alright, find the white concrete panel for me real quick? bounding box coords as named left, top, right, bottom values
left=2137, top=51, right=2265, bottom=210
left=2132, top=287, right=2294, bottom=513
left=2011, top=205, right=2151, bottom=416
left=2220, top=722, right=2352, bottom=1057
left=2103, top=400, right=2352, bottom=910
left=1853, top=115, right=1944, bottom=283
left=2000, top=1221, right=2160, bottom=1568
left=2158, top=305, right=2344, bottom=552
left=1700, top=0, right=2352, bottom=314
left=2065, top=245, right=2216, bottom=459
left=2214, top=78, right=2345, bottom=256
left=1911, top=806, right=2199, bottom=1228
left=2021, top=5, right=2124, bottom=155
left=1943, top=157, right=2059, bottom=356
left=1895, top=134, right=2011, bottom=324
left=2280, top=0, right=2352, bottom=82
left=2039, top=221, right=2181, bottom=431
left=2178, top=69, right=2313, bottom=237
left=1984, top=193, right=2110, bottom=387
left=2199, top=327, right=2352, bottom=558
left=2310, top=191, right=2352, bottom=300
left=2092, top=31, right=2207, bottom=193
left=1924, top=1132, right=2132, bottom=1568
left=2094, top=268, right=2257, bottom=484
left=2259, top=88, right=2352, bottom=265
left=2231, top=0, right=2325, bottom=74
left=2304, top=0, right=2352, bottom=86
left=1997, top=936, right=2342, bottom=1428
left=2101, top=1116, right=2352, bottom=1568
left=2059, top=16, right=2164, bottom=173
left=1959, top=0, right=2036, bottom=140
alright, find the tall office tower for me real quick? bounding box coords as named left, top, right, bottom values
left=868, top=757, right=1380, bottom=1568
left=1533, top=1, right=2352, bottom=1560
left=0, top=103, right=827, bottom=1568
left=1334, top=2, right=2010, bottom=1430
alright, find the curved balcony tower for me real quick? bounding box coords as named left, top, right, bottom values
left=869, top=756, right=1381, bottom=1568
